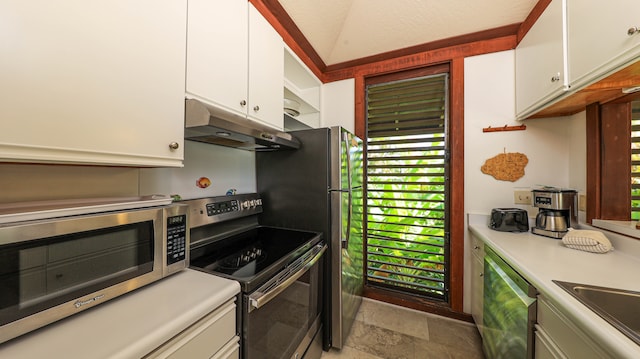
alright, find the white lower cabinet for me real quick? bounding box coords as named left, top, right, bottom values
left=470, top=234, right=484, bottom=337
left=535, top=324, right=567, bottom=359
left=144, top=299, right=238, bottom=359
left=536, top=296, right=609, bottom=359
left=0, top=0, right=186, bottom=167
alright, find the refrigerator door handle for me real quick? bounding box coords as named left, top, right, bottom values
left=342, top=131, right=353, bottom=250
left=344, top=191, right=352, bottom=250
left=343, top=131, right=353, bottom=193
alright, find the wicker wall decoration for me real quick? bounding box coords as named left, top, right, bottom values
left=481, top=151, right=528, bottom=182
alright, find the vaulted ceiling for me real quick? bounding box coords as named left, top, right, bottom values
left=278, top=0, right=538, bottom=66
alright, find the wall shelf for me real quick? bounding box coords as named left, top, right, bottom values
left=284, top=45, right=321, bottom=128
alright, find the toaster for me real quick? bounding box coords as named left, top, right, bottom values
left=489, top=208, right=529, bottom=232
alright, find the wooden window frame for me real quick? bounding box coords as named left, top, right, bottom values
left=364, top=66, right=450, bottom=302
left=586, top=99, right=640, bottom=223
left=355, top=60, right=466, bottom=320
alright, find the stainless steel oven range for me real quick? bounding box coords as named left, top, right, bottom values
left=185, top=193, right=325, bottom=359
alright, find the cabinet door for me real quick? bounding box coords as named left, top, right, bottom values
left=186, top=0, right=248, bottom=118
left=0, top=0, right=186, bottom=167
left=568, top=0, right=640, bottom=89
left=537, top=296, right=609, bottom=358
left=470, top=254, right=484, bottom=336
left=470, top=235, right=484, bottom=336
left=247, top=4, right=284, bottom=130
left=144, top=299, right=237, bottom=359
left=535, top=325, right=567, bottom=359
left=516, top=0, right=568, bottom=119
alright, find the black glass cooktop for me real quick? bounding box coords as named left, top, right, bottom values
left=190, top=226, right=322, bottom=292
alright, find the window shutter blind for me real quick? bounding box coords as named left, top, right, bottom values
left=366, top=73, right=449, bottom=300
left=631, top=101, right=640, bottom=220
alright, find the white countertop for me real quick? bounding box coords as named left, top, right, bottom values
left=0, top=268, right=240, bottom=359
left=468, top=214, right=640, bottom=358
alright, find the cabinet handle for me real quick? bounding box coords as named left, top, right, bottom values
left=240, top=100, right=247, bottom=107
left=253, top=105, right=260, bottom=112
left=474, top=245, right=480, bottom=250
left=551, top=73, right=560, bottom=82
left=168, top=142, right=179, bottom=150
left=480, top=273, right=484, bottom=277
left=628, top=26, right=640, bottom=36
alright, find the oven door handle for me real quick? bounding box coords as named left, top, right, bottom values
left=248, top=244, right=327, bottom=313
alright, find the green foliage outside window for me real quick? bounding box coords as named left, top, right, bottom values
left=366, top=133, right=447, bottom=299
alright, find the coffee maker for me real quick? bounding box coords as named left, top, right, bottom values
left=531, top=188, right=578, bottom=238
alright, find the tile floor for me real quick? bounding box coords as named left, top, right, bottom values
left=321, top=298, right=485, bottom=359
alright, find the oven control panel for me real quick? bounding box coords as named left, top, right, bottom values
left=206, top=200, right=239, bottom=216
left=184, top=193, right=264, bottom=229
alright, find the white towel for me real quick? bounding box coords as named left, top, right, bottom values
left=561, top=229, right=613, bottom=253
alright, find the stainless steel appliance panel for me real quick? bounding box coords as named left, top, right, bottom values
left=329, top=127, right=363, bottom=349
left=243, top=244, right=325, bottom=359
left=0, top=203, right=188, bottom=344
left=531, top=188, right=577, bottom=239
left=256, top=127, right=364, bottom=350
left=483, top=246, right=537, bottom=359
left=186, top=194, right=325, bottom=359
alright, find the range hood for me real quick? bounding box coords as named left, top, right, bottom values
left=184, top=98, right=300, bottom=151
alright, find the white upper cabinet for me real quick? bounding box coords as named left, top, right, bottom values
left=0, top=0, right=187, bottom=167
left=516, top=0, right=640, bottom=119
left=186, top=0, right=248, bottom=120
left=186, top=0, right=284, bottom=130
left=568, top=0, right=640, bottom=90
left=515, top=0, right=568, bottom=119
left=248, top=5, right=284, bottom=129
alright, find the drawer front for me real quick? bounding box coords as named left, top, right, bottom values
left=537, top=297, right=609, bottom=359
left=471, top=234, right=484, bottom=260
left=146, top=299, right=237, bottom=359
left=210, top=336, right=240, bottom=359
left=535, top=325, right=566, bottom=359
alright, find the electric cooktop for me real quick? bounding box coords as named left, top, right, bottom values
left=190, top=226, right=322, bottom=292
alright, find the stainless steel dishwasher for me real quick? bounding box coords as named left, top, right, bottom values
left=483, top=246, right=537, bottom=359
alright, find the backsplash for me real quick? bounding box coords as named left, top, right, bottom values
left=139, top=141, right=256, bottom=200
left=0, top=163, right=139, bottom=203
left=0, top=142, right=256, bottom=204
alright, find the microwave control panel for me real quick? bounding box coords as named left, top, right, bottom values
left=166, top=214, right=187, bottom=265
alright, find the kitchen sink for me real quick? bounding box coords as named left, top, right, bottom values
left=554, top=280, right=640, bottom=345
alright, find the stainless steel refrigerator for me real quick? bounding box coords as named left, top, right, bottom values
left=256, top=126, right=364, bottom=350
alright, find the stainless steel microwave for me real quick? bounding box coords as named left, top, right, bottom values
left=0, top=202, right=189, bottom=344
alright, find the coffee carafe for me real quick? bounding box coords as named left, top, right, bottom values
left=531, top=188, right=577, bottom=238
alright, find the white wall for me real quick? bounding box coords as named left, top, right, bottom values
left=462, top=50, right=582, bottom=312
left=139, top=141, right=256, bottom=199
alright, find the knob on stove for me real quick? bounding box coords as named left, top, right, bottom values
left=242, top=199, right=261, bottom=209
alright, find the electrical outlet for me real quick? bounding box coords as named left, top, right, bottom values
left=579, top=194, right=587, bottom=211
left=514, top=190, right=532, bottom=205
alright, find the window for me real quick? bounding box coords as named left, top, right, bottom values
left=365, top=68, right=449, bottom=301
